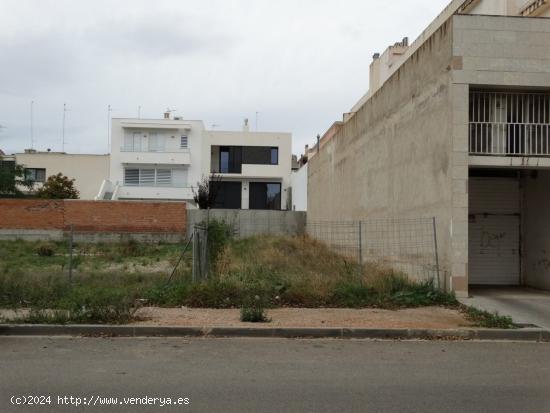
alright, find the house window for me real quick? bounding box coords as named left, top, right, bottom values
left=249, top=182, right=282, bottom=210
left=123, top=168, right=175, bottom=187
left=180, top=135, right=188, bottom=149
left=25, top=168, right=46, bottom=183
left=123, top=132, right=143, bottom=151
left=270, top=147, right=278, bottom=165
left=219, top=146, right=242, bottom=174
left=124, top=168, right=140, bottom=186
left=156, top=169, right=172, bottom=186
left=242, top=146, right=279, bottom=165
left=148, top=133, right=165, bottom=152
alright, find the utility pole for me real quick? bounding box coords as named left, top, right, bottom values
left=255, top=111, right=260, bottom=131
left=138, top=105, right=141, bottom=119
left=62, top=103, right=67, bottom=152
left=30, top=100, right=34, bottom=149
left=107, top=104, right=112, bottom=152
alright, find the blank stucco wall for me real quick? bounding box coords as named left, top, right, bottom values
left=523, top=171, right=550, bottom=290
left=308, top=19, right=455, bottom=286
left=452, top=15, right=550, bottom=88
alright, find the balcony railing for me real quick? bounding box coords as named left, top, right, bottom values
left=120, top=146, right=189, bottom=153
left=469, top=91, right=550, bottom=156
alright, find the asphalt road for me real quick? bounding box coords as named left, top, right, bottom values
left=1, top=337, right=549, bottom=413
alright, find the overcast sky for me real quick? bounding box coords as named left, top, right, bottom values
left=0, top=0, right=451, bottom=156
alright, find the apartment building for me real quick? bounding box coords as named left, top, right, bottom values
left=1, top=150, right=109, bottom=199
left=100, top=113, right=292, bottom=210
left=308, top=0, right=550, bottom=296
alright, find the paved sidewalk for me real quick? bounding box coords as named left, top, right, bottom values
left=459, top=287, right=550, bottom=330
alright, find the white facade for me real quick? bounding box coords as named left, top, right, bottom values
left=104, top=117, right=204, bottom=202
left=102, top=115, right=292, bottom=210
left=290, top=164, right=308, bottom=211
left=206, top=127, right=292, bottom=210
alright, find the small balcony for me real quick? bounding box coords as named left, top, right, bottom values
left=119, top=148, right=191, bottom=165
left=469, top=91, right=550, bottom=157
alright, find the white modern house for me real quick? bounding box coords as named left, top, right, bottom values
left=98, top=113, right=292, bottom=210
left=101, top=115, right=203, bottom=202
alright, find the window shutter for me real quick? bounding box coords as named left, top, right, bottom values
left=124, top=169, right=139, bottom=185
left=156, top=169, right=172, bottom=186
left=180, top=135, right=188, bottom=149
left=140, top=169, right=155, bottom=185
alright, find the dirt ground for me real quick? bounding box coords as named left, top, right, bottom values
left=134, top=307, right=472, bottom=329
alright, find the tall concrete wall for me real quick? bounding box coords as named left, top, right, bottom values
left=308, top=19, right=455, bottom=288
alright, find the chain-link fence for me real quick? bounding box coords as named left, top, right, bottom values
left=306, top=218, right=440, bottom=286
left=188, top=214, right=441, bottom=287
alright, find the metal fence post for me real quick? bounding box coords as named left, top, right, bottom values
left=358, top=221, right=363, bottom=271
left=68, top=225, right=74, bottom=282
left=432, top=217, right=441, bottom=289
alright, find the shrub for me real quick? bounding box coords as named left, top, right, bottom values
left=464, top=306, right=514, bottom=329
left=35, top=243, right=56, bottom=257
left=331, top=283, right=375, bottom=308
left=118, top=239, right=145, bottom=258
left=207, top=219, right=234, bottom=265
left=240, top=296, right=270, bottom=323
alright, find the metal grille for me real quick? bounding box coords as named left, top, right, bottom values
left=469, top=91, right=550, bottom=156
left=306, top=218, right=440, bottom=286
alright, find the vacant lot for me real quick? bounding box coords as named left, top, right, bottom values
left=0, top=232, right=511, bottom=328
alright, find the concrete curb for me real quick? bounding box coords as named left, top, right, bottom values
left=0, top=324, right=549, bottom=342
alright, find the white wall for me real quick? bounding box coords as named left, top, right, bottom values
left=205, top=129, right=292, bottom=210
left=109, top=118, right=206, bottom=201
left=290, top=164, right=308, bottom=211
left=15, top=152, right=109, bottom=200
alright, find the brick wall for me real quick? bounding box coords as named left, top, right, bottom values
left=0, top=199, right=186, bottom=234
left=0, top=199, right=64, bottom=229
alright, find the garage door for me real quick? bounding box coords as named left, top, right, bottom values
left=469, top=177, right=520, bottom=285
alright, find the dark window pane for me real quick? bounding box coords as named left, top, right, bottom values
left=266, top=183, right=281, bottom=209
left=220, top=150, right=229, bottom=173
left=219, top=147, right=242, bottom=174
left=270, top=148, right=278, bottom=165
left=213, top=181, right=242, bottom=209
left=249, top=182, right=281, bottom=210
left=36, top=169, right=46, bottom=182
left=242, top=146, right=271, bottom=165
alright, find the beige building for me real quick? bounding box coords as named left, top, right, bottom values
left=308, top=0, right=550, bottom=297
left=14, top=150, right=109, bottom=200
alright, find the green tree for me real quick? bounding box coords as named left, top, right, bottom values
left=0, top=161, right=33, bottom=197
left=37, top=173, right=80, bottom=199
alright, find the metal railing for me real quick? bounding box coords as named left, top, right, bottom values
left=120, top=147, right=190, bottom=153
left=469, top=91, right=550, bottom=156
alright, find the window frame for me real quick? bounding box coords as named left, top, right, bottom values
left=25, top=168, right=46, bottom=183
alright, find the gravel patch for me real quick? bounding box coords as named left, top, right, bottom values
left=134, top=306, right=471, bottom=329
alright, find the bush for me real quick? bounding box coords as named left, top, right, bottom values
left=35, top=243, right=56, bottom=257
left=464, top=306, right=514, bottom=329
left=118, top=239, right=146, bottom=258
left=240, top=296, right=270, bottom=323
left=207, top=219, right=234, bottom=265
